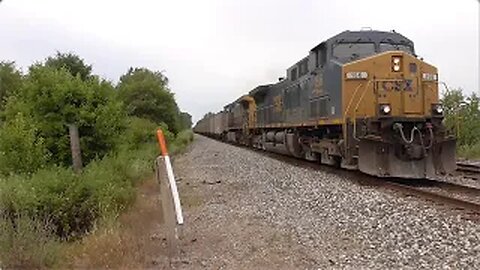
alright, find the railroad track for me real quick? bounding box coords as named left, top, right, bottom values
left=200, top=135, right=480, bottom=220
left=387, top=179, right=480, bottom=217
left=457, top=161, right=480, bottom=181
left=457, top=162, right=480, bottom=174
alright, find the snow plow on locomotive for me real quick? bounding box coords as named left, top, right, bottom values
left=194, top=30, right=456, bottom=179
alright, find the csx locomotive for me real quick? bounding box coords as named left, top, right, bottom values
left=194, top=30, right=456, bottom=179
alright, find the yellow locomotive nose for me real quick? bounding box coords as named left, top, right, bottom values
left=343, top=51, right=439, bottom=118
left=342, top=50, right=454, bottom=178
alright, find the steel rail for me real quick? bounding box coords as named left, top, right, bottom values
left=457, top=162, right=480, bottom=174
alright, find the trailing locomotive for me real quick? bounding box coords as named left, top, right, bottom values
left=194, top=30, right=456, bottom=179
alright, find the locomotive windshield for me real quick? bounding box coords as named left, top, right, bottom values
left=379, top=43, right=413, bottom=54
left=332, top=41, right=414, bottom=62
left=332, top=43, right=376, bottom=61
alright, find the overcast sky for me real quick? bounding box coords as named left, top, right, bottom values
left=1, top=0, right=478, bottom=121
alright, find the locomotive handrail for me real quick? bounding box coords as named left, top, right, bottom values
left=343, top=83, right=364, bottom=154
left=353, top=80, right=373, bottom=141
left=344, top=83, right=364, bottom=118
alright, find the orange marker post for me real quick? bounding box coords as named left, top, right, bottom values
left=156, top=129, right=169, bottom=156
left=156, top=129, right=184, bottom=225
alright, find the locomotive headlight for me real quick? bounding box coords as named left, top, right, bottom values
left=391, top=56, right=402, bottom=72
left=346, top=71, right=368, bottom=80
left=380, top=104, right=391, bottom=115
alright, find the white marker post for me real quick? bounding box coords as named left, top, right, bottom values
left=156, top=129, right=184, bottom=225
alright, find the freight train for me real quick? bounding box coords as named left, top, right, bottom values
left=194, top=30, right=456, bottom=179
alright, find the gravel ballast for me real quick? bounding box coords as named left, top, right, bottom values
left=160, top=135, right=480, bottom=269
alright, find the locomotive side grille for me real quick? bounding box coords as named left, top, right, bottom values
left=309, top=98, right=328, bottom=118
left=319, top=98, right=328, bottom=117
left=310, top=99, right=318, bottom=117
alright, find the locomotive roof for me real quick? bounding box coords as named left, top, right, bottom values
left=311, top=30, right=414, bottom=52
left=249, top=84, right=273, bottom=96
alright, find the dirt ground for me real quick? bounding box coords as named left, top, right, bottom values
left=70, top=139, right=317, bottom=269
left=68, top=177, right=170, bottom=269
left=156, top=138, right=336, bottom=269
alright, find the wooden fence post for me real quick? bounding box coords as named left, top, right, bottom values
left=68, top=124, right=83, bottom=174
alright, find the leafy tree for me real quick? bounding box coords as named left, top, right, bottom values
left=4, top=65, right=125, bottom=166
left=202, top=112, right=215, bottom=119
left=117, top=67, right=180, bottom=133
left=0, top=61, right=23, bottom=111
left=45, top=52, right=92, bottom=81
left=178, top=111, right=192, bottom=130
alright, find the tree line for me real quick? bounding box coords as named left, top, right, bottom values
left=0, top=52, right=192, bottom=174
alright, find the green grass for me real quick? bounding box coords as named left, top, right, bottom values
left=169, top=129, right=194, bottom=155
left=458, top=142, right=480, bottom=159
left=0, top=129, right=193, bottom=268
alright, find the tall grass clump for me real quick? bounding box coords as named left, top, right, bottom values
left=0, top=214, right=62, bottom=268
left=458, top=143, right=480, bottom=160
left=170, top=129, right=194, bottom=154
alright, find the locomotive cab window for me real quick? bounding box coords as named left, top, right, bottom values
left=313, top=43, right=327, bottom=68
left=290, top=67, right=298, bottom=81
left=299, top=59, right=308, bottom=77
left=317, top=49, right=326, bottom=67
left=332, top=42, right=375, bottom=61
left=379, top=43, right=413, bottom=54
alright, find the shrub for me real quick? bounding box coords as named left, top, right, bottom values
left=0, top=167, right=95, bottom=238
left=170, top=129, right=194, bottom=154
left=0, top=141, right=159, bottom=240
left=176, top=129, right=193, bottom=147
left=0, top=113, right=49, bottom=175
left=121, top=117, right=159, bottom=149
